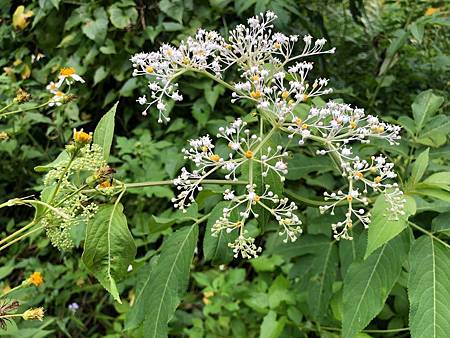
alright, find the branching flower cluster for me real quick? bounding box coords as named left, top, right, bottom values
left=132, top=11, right=404, bottom=258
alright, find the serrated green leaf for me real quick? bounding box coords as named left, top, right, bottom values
left=342, top=230, right=410, bottom=338
left=203, top=201, right=236, bottom=264
left=125, top=224, right=198, bottom=336
left=82, top=7, right=108, bottom=44
left=411, top=90, right=444, bottom=132
left=259, top=311, right=286, bottom=338
left=365, top=195, right=416, bottom=258
left=410, top=148, right=429, bottom=186
left=307, top=241, right=338, bottom=320
left=423, top=172, right=450, bottom=187
left=34, top=150, right=69, bottom=172
left=94, top=101, right=118, bottom=161
left=408, top=236, right=450, bottom=338
left=82, top=203, right=136, bottom=303
left=286, top=153, right=333, bottom=180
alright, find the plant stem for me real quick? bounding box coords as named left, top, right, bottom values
left=0, top=102, right=50, bottom=118
left=0, top=102, right=14, bottom=114
left=409, top=221, right=450, bottom=249
left=0, top=220, right=36, bottom=246
left=0, top=226, right=43, bottom=252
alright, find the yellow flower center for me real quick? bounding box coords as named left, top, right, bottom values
left=350, top=121, right=357, bottom=129
left=374, top=176, right=382, bottom=183
left=274, top=42, right=281, bottom=49
left=355, top=172, right=364, bottom=179
left=254, top=195, right=261, bottom=202
left=347, top=221, right=353, bottom=229
left=201, top=145, right=208, bottom=152
left=98, top=180, right=112, bottom=189
left=346, top=195, right=353, bottom=202
left=250, top=90, right=262, bottom=99
left=146, top=66, right=154, bottom=73
left=60, top=67, right=75, bottom=77
left=182, top=57, right=190, bottom=65
left=302, top=94, right=309, bottom=102
left=210, top=154, right=220, bottom=162
left=244, top=150, right=253, bottom=159
left=55, top=91, right=63, bottom=97
left=250, top=75, right=260, bottom=82
left=301, top=123, right=308, bottom=129
left=281, top=91, right=289, bottom=99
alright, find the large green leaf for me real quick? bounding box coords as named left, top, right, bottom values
left=286, top=153, right=333, bottom=180
left=125, top=224, right=199, bottom=337
left=408, top=236, right=450, bottom=338
left=203, top=201, right=236, bottom=264
left=82, top=203, right=136, bottom=303
left=365, top=195, right=416, bottom=258
left=342, top=230, right=410, bottom=338
left=307, top=241, right=338, bottom=320
left=94, top=101, right=118, bottom=161
left=411, top=90, right=444, bottom=132
left=410, top=148, right=429, bottom=186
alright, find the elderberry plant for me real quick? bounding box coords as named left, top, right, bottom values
left=131, top=11, right=405, bottom=258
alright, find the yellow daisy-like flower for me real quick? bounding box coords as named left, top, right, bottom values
left=28, top=272, right=43, bottom=287
left=73, top=128, right=92, bottom=144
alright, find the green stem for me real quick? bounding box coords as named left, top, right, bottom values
left=0, top=220, right=36, bottom=246
left=0, top=102, right=14, bottom=114
left=0, top=226, right=43, bottom=252
left=0, top=102, right=50, bottom=118
left=409, top=221, right=450, bottom=250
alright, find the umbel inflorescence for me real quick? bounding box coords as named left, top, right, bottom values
left=131, top=11, right=405, bottom=258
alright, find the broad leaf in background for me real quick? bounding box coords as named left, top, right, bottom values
left=307, top=241, right=338, bottom=320
left=259, top=311, right=286, bottom=338
left=410, top=148, right=429, bottom=187
left=203, top=201, right=236, bottom=264
left=286, top=153, right=333, bottom=180
left=408, top=236, right=450, bottom=338
left=126, top=224, right=198, bottom=337
left=82, top=203, right=136, bottom=303
left=365, top=195, right=416, bottom=258
left=342, top=230, right=410, bottom=338
left=94, top=101, right=118, bottom=161
left=411, top=90, right=444, bottom=132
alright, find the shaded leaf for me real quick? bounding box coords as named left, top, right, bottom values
left=408, top=236, right=450, bottom=338
left=342, top=230, right=410, bottom=338
left=82, top=203, right=136, bottom=303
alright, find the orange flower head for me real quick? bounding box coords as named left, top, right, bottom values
left=210, top=154, right=220, bottom=162
left=250, top=90, right=262, bottom=99
left=60, top=67, right=75, bottom=77
left=98, top=180, right=112, bottom=189
left=73, top=128, right=92, bottom=144
left=244, top=150, right=253, bottom=159
left=28, top=272, right=43, bottom=287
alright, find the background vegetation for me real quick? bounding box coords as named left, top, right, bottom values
left=0, top=0, right=449, bottom=337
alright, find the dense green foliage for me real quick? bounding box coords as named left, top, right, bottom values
left=0, top=1, right=449, bottom=337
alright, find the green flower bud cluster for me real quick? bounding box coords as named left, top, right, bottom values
left=41, top=144, right=106, bottom=251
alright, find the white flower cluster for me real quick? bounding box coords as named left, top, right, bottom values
left=134, top=12, right=404, bottom=257
left=172, top=118, right=301, bottom=258
left=131, top=11, right=335, bottom=122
